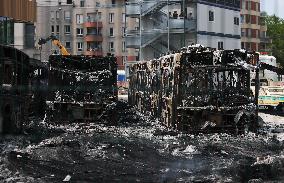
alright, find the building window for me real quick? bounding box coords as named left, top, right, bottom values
left=109, top=42, right=114, bottom=52
left=67, top=0, right=72, bottom=4
left=66, top=42, right=71, bottom=49
left=123, top=56, right=127, bottom=65
left=209, top=11, right=214, bottom=22
left=109, top=27, right=114, bottom=37
left=122, top=41, right=126, bottom=52
left=109, top=13, right=114, bottom=23
left=122, top=13, right=125, bottom=23
left=98, top=12, right=102, bottom=20
left=51, top=11, right=55, bottom=19
left=56, top=11, right=59, bottom=19
left=51, top=25, right=55, bottom=33
left=76, top=28, right=84, bottom=36
left=64, top=11, right=71, bottom=20
left=218, top=41, right=223, bottom=50
left=65, top=25, right=71, bottom=34
left=241, top=28, right=245, bottom=36
left=80, top=0, right=85, bottom=7
left=247, top=42, right=251, bottom=50
left=122, top=27, right=126, bottom=37
left=77, top=42, right=83, bottom=51
left=76, top=14, right=83, bottom=24
left=240, top=15, right=244, bottom=23
left=234, top=17, right=239, bottom=25
left=242, top=0, right=246, bottom=9
left=246, top=15, right=251, bottom=23
left=247, top=29, right=252, bottom=37
left=241, top=42, right=245, bottom=49
left=56, top=25, right=60, bottom=34
left=112, top=0, right=116, bottom=5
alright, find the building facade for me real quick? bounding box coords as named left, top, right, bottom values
left=240, top=0, right=271, bottom=52
left=36, top=0, right=135, bottom=69
left=126, top=0, right=241, bottom=61
left=0, top=0, right=36, bottom=23
left=0, top=0, right=38, bottom=59
left=196, top=1, right=241, bottom=50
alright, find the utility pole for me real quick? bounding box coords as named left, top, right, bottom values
left=255, top=53, right=260, bottom=127
left=167, top=0, right=170, bottom=52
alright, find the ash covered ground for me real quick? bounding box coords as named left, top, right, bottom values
left=0, top=102, right=284, bottom=183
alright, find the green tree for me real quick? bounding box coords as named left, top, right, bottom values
left=265, top=14, right=284, bottom=67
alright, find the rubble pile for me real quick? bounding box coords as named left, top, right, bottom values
left=0, top=106, right=283, bottom=182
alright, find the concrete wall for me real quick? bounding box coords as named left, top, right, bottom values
left=197, top=34, right=241, bottom=50
left=197, top=3, right=240, bottom=36
left=14, top=23, right=25, bottom=50
left=0, top=0, right=36, bottom=22
left=196, top=3, right=241, bottom=49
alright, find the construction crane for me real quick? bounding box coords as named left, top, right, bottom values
left=38, top=35, right=70, bottom=56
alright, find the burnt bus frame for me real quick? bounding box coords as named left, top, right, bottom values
left=46, top=55, right=118, bottom=123
left=129, top=49, right=259, bottom=133
left=0, top=44, right=30, bottom=133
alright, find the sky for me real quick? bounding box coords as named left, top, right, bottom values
left=261, top=0, right=284, bottom=18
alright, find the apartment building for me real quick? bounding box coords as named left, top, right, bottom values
left=126, top=0, right=241, bottom=61
left=36, top=0, right=134, bottom=69
left=240, top=0, right=271, bottom=52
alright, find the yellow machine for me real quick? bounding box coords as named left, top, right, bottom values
left=38, top=35, right=70, bottom=56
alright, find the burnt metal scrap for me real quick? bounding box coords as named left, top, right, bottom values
left=129, top=46, right=259, bottom=133
left=46, top=55, right=117, bottom=123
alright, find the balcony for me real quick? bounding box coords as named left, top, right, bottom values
left=84, top=18, right=103, bottom=28
left=84, top=50, right=103, bottom=56
left=84, top=34, right=103, bottom=42
left=260, top=37, right=272, bottom=44
left=126, top=0, right=182, bottom=17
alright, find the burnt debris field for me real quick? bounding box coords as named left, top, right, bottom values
left=0, top=102, right=284, bottom=183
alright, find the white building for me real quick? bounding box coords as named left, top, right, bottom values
left=196, top=1, right=241, bottom=50
left=126, top=0, right=241, bottom=61
left=259, top=55, right=282, bottom=82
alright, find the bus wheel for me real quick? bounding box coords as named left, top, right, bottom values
left=277, top=103, right=284, bottom=114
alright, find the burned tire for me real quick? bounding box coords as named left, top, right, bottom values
left=276, top=103, right=284, bottom=115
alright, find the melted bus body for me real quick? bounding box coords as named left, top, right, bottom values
left=129, top=47, right=259, bottom=133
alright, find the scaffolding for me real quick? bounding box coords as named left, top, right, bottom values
left=125, top=0, right=197, bottom=61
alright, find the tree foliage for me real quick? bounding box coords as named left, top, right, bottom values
left=265, top=13, right=284, bottom=67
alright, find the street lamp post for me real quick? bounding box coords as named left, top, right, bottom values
left=167, top=0, right=170, bottom=52
left=139, top=2, right=142, bottom=61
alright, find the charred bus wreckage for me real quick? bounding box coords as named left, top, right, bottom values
left=0, top=44, right=118, bottom=133
left=0, top=45, right=50, bottom=134
left=129, top=46, right=260, bottom=133
left=46, top=55, right=117, bottom=123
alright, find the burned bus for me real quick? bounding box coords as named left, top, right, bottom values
left=0, top=45, right=30, bottom=133
left=46, top=55, right=117, bottom=123
left=129, top=46, right=259, bottom=133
